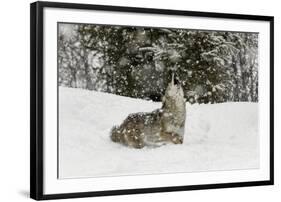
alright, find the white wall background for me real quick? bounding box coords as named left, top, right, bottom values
left=0, top=0, right=279, bottom=201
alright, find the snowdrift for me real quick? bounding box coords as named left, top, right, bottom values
left=59, top=87, right=259, bottom=179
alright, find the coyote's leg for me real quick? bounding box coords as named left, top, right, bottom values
left=160, top=131, right=183, bottom=144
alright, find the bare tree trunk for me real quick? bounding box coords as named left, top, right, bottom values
left=239, top=50, right=249, bottom=101
left=84, top=52, right=92, bottom=90
left=249, top=63, right=254, bottom=102
left=232, top=56, right=240, bottom=102
left=69, top=65, right=77, bottom=88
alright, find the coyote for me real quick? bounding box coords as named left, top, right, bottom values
left=110, top=75, right=186, bottom=149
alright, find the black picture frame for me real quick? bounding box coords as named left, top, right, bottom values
left=30, top=1, right=274, bottom=200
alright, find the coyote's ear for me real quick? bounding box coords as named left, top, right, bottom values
left=161, top=97, right=166, bottom=109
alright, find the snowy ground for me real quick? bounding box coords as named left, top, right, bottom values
left=59, top=87, right=259, bottom=179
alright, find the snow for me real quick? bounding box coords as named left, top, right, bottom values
left=59, top=24, right=76, bottom=40
left=59, top=87, right=259, bottom=179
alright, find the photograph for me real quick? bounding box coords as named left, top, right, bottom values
left=58, top=22, right=260, bottom=179
left=30, top=1, right=274, bottom=199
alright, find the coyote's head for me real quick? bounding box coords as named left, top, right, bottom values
left=162, top=74, right=185, bottom=110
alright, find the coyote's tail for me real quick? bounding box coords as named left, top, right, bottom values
left=110, top=126, right=122, bottom=142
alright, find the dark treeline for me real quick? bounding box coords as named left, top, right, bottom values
left=58, top=23, right=258, bottom=103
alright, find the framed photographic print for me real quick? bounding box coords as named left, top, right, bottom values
left=30, top=1, right=274, bottom=200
